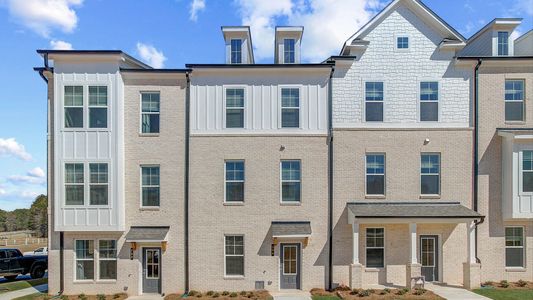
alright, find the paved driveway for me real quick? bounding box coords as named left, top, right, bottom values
left=426, top=283, right=490, bottom=300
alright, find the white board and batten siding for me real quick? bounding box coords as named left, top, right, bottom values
left=53, top=61, right=125, bottom=231
left=190, top=71, right=329, bottom=135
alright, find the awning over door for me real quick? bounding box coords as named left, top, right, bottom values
left=271, top=221, right=312, bottom=238
left=125, top=226, right=170, bottom=242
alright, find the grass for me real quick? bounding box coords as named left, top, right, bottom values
left=473, top=288, right=533, bottom=300
left=0, top=278, right=48, bottom=294
left=12, top=292, right=47, bottom=300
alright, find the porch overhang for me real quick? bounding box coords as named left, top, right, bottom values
left=271, top=221, right=311, bottom=246
left=125, top=226, right=170, bottom=242
left=346, top=202, right=483, bottom=224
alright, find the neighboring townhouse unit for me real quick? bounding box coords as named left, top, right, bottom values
left=458, top=20, right=533, bottom=283
left=36, top=50, right=188, bottom=296
left=186, top=26, right=333, bottom=292
left=330, top=0, right=482, bottom=289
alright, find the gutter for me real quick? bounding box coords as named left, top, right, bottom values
left=184, top=72, right=191, bottom=294
left=473, top=58, right=483, bottom=264
left=327, top=65, right=335, bottom=291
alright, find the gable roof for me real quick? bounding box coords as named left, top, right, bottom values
left=465, top=18, right=522, bottom=44
left=340, top=0, right=465, bottom=55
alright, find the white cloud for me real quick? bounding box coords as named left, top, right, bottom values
left=50, top=39, right=73, bottom=50
left=28, top=167, right=45, bottom=178
left=5, top=0, right=83, bottom=37
left=136, top=42, right=167, bottom=68
left=234, top=0, right=386, bottom=62
left=514, top=0, right=533, bottom=16
left=189, top=0, right=206, bottom=21
left=20, top=191, right=40, bottom=199
left=7, top=167, right=46, bottom=185
left=0, top=188, right=6, bottom=196
left=0, top=138, right=32, bottom=161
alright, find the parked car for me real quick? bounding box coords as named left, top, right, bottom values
left=0, top=248, right=47, bottom=280
left=23, top=247, right=48, bottom=256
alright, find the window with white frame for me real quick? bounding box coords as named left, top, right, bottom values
left=65, top=163, right=84, bottom=205
left=397, top=36, right=409, bottom=49
left=225, top=235, right=244, bottom=276
left=497, top=31, right=509, bottom=56
left=226, top=89, right=245, bottom=128
left=75, top=240, right=94, bottom=280
left=523, top=151, right=533, bottom=192
left=420, top=82, right=439, bottom=121
left=98, top=240, right=117, bottom=280
left=366, top=154, right=385, bottom=195
left=281, top=160, right=301, bottom=203
left=366, top=228, right=384, bottom=268
left=141, top=166, right=160, bottom=207
left=230, top=39, right=242, bottom=64
left=89, top=163, right=108, bottom=205
left=421, top=153, right=440, bottom=195
left=225, top=160, right=244, bottom=202
left=64, top=86, right=84, bottom=128
left=141, top=92, right=160, bottom=133
left=505, top=80, right=525, bottom=122
left=88, top=86, right=108, bottom=128
left=505, top=227, right=524, bottom=267
left=281, top=88, right=300, bottom=128
left=365, top=82, right=384, bottom=122
left=283, top=245, right=297, bottom=275
left=284, top=39, right=296, bottom=63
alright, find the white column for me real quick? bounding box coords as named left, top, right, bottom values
left=409, top=223, right=418, bottom=264
left=352, top=222, right=360, bottom=264
left=466, top=221, right=476, bottom=264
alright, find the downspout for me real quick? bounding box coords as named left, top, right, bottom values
left=184, top=72, right=191, bottom=295
left=473, top=58, right=483, bottom=263
left=59, top=232, right=64, bottom=294
left=327, top=65, right=335, bottom=291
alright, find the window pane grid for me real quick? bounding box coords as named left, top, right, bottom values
left=365, top=82, right=384, bottom=122
left=75, top=240, right=94, bottom=280
left=366, top=228, right=384, bottom=268
left=90, top=163, right=108, bottom=205
left=281, top=88, right=300, bottom=128
left=281, top=160, right=301, bottom=202
left=141, top=93, right=160, bottom=133
left=65, top=86, right=83, bottom=128
left=421, top=154, right=440, bottom=195
left=65, top=164, right=84, bottom=206
left=284, top=39, right=295, bottom=63
left=498, top=31, right=509, bottom=56
left=225, top=235, right=244, bottom=276
left=366, top=154, right=385, bottom=195
left=89, top=86, right=108, bottom=106
left=225, top=161, right=244, bottom=202
left=505, top=227, right=524, bottom=267
left=397, top=37, right=409, bottom=49
left=226, top=89, right=245, bottom=128
left=141, top=166, right=160, bottom=207
left=505, top=80, right=525, bottom=122
left=231, top=39, right=242, bottom=64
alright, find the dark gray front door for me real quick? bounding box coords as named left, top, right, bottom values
left=420, top=236, right=439, bottom=282
left=280, top=243, right=301, bottom=289
left=143, top=248, right=161, bottom=294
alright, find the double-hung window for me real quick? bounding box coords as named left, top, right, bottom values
left=89, top=163, right=108, bottom=205
left=65, top=163, right=84, bottom=205
left=523, top=151, right=533, bottom=192
left=505, top=80, right=525, bottom=122
left=226, top=89, right=245, bottom=128
left=420, top=82, right=439, bottom=121
left=64, top=86, right=84, bottom=128
left=281, top=88, right=300, bottom=128
left=497, top=31, right=509, bottom=56
left=98, top=240, right=117, bottom=280
left=421, top=154, right=440, bottom=195
left=397, top=36, right=409, bottom=49
left=225, top=235, right=244, bottom=276
left=505, top=227, right=524, bottom=267
left=225, top=160, right=244, bottom=203
left=366, top=228, right=384, bottom=268
left=88, top=86, right=107, bottom=128
left=230, top=39, right=242, bottom=64
left=281, top=160, right=301, bottom=203
left=365, top=82, right=384, bottom=122
left=141, top=92, right=160, bottom=133
left=366, top=154, right=385, bottom=195
left=284, top=39, right=295, bottom=63
left=75, top=240, right=94, bottom=280
left=141, top=166, right=160, bottom=207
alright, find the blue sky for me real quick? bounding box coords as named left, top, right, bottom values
left=0, top=0, right=531, bottom=211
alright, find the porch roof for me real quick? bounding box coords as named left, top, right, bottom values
left=125, top=226, right=170, bottom=242
left=271, top=221, right=312, bottom=238
left=347, top=202, right=483, bottom=223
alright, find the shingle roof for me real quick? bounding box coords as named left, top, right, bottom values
left=271, top=221, right=312, bottom=237
left=346, top=202, right=482, bottom=219
left=125, top=226, right=170, bottom=242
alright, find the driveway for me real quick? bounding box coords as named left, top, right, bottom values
left=426, top=283, right=490, bottom=300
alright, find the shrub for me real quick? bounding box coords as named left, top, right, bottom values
left=413, top=288, right=426, bottom=296
left=230, top=292, right=238, bottom=297
left=500, top=280, right=509, bottom=288
left=206, top=291, right=214, bottom=296
left=357, top=289, right=371, bottom=297
left=517, top=280, right=527, bottom=287
left=482, top=281, right=494, bottom=287
left=350, top=288, right=360, bottom=295
left=212, top=292, right=220, bottom=298
left=60, top=296, right=69, bottom=300
left=78, top=293, right=87, bottom=300
left=222, top=291, right=230, bottom=296
left=97, top=294, right=106, bottom=300
left=113, top=294, right=122, bottom=299
left=335, top=285, right=351, bottom=291
left=397, top=288, right=409, bottom=295
left=368, top=289, right=375, bottom=294
left=240, top=291, right=248, bottom=296
left=379, top=288, right=391, bottom=295
left=189, top=290, right=200, bottom=297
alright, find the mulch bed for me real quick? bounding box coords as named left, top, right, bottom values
left=481, top=280, right=533, bottom=289
left=165, top=290, right=271, bottom=300
left=312, top=287, right=445, bottom=300
left=29, top=293, right=128, bottom=300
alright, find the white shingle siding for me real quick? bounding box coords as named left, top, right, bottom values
left=333, top=5, right=471, bottom=128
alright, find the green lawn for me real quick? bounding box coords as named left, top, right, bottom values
left=311, top=296, right=341, bottom=300
left=12, top=292, right=47, bottom=300
left=473, top=288, right=533, bottom=300
left=0, top=278, right=48, bottom=294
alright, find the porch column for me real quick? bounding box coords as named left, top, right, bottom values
left=406, top=223, right=421, bottom=289
left=352, top=222, right=359, bottom=264
left=409, top=223, right=417, bottom=264
left=463, top=221, right=481, bottom=289
left=466, top=221, right=476, bottom=264
left=349, top=222, right=363, bottom=288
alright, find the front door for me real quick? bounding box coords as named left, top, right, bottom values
left=420, top=235, right=439, bottom=281
left=280, top=243, right=301, bottom=289
left=143, top=248, right=161, bottom=294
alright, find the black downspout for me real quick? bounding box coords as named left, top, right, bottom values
left=327, top=66, right=335, bottom=291
left=59, top=232, right=64, bottom=293
left=473, top=59, right=483, bottom=263
left=184, top=72, right=191, bottom=294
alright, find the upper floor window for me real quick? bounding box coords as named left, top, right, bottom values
left=225, top=160, right=244, bottom=203
left=226, top=89, right=245, bottom=128
left=420, top=82, right=439, bottom=122
left=64, top=86, right=83, bottom=128
left=88, top=86, right=108, bottom=128
left=366, top=228, right=384, bottom=268
left=365, top=82, right=384, bottom=122
left=281, top=160, right=301, bottom=203
left=225, top=235, right=244, bottom=276
left=281, top=88, right=300, bottom=128
left=65, top=163, right=84, bottom=205
left=497, top=31, right=509, bottom=56
left=523, top=151, right=533, bottom=192
left=505, top=227, right=524, bottom=267
left=397, top=36, right=409, bottom=49
left=141, top=92, right=160, bottom=133
left=284, top=39, right=296, bottom=63
left=141, top=165, right=160, bottom=207
left=421, top=153, right=440, bottom=195
left=89, top=163, right=108, bottom=205
left=505, top=80, right=524, bottom=122
left=231, top=39, right=242, bottom=64
left=366, top=154, right=385, bottom=195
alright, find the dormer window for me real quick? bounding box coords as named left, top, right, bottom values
left=284, top=39, right=295, bottom=63
left=230, top=39, right=242, bottom=64
left=397, top=36, right=409, bottom=49
left=497, top=31, right=509, bottom=56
